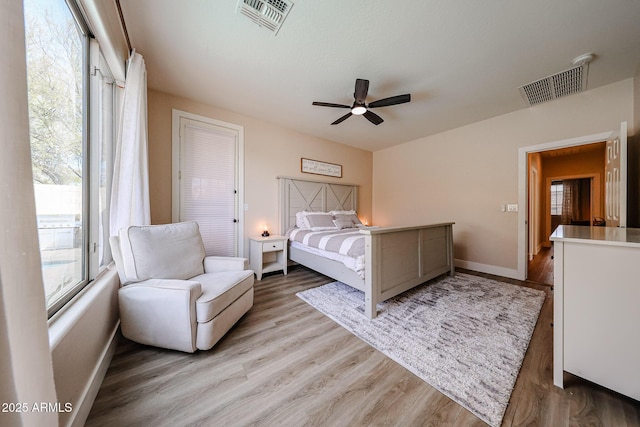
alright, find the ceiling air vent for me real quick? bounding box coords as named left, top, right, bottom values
left=237, top=0, right=293, bottom=35
left=519, top=62, right=590, bottom=106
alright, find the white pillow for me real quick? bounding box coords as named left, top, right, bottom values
left=296, top=211, right=328, bottom=229
left=329, top=209, right=356, bottom=215
left=334, top=213, right=362, bottom=226
left=333, top=217, right=355, bottom=229
left=119, top=221, right=205, bottom=282
left=304, top=212, right=336, bottom=231
left=295, top=211, right=309, bottom=229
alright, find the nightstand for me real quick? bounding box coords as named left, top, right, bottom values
left=249, top=235, right=288, bottom=280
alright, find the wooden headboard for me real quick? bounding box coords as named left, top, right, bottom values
left=278, top=177, right=358, bottom=234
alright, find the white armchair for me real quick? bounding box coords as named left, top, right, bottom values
left=110, top=221, right=254, bottom=353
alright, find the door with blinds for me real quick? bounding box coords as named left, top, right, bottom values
left=175, top=115, right=241, bottom=256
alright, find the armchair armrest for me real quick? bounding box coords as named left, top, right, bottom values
left=204, top=256, right=249, bottom=273
left=118, top=279, right=202, bottom=353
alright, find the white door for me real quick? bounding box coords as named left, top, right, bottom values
left=176, top=116, right=240, bottom=256
left=605, top=122, right=627, bottom=227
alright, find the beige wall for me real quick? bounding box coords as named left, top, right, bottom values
left=629, top=71, right=640, bottom=227
left=147, top=89, right=373, bottom=258
left=373, top=79, right=634, bottom=276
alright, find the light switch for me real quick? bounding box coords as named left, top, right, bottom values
left=507, top=204, right=518, bottom=212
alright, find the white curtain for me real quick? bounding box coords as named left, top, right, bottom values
left=109, top=51, right=150, bottom=236
left=0, top=1, right=58, bottom=425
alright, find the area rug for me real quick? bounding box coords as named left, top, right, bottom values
left=296, top=273, right=546, bottom=427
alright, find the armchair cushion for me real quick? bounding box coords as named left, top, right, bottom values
left=193, top=270, right=254, bottom=322
left=118, top=221, right=205, bottom=283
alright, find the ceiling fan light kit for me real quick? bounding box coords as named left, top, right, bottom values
left=351, top=106, right=367, bottom=115
left=313, top=78, right=411, bottom=125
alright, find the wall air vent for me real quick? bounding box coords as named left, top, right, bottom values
left=519, top=63, right=589, bottom=106
left=236, top=0, right=293, bottom=35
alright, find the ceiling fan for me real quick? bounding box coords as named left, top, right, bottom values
left=312, top=78, right=411, bottom=125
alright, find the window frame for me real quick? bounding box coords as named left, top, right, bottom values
left=88, top=39, right=117, bottom=276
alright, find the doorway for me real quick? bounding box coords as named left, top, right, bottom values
left=517, top=126, right=624, bottom=282
left=171, top=109, right=245, bottom=257
left=527, top=144, right=605, bottom=284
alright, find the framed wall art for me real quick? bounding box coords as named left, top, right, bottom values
left=301, top=158, right=342, bottom=178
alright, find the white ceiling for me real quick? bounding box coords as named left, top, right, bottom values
left=119, top=0, right=640, bottom=152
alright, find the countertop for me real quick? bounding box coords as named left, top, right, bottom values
left=550, top=225, right=640, bottom=248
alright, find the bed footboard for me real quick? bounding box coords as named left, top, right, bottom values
left=362, top=223, right=454, bottom=318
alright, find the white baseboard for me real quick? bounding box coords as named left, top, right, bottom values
left=454, top=259, right=520, bottom=280
left=69, top=325, right=120, bottom=427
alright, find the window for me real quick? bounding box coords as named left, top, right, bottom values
left=24, top=0, right=116, bottom=316
left=550, top=181, right=563, bottom=216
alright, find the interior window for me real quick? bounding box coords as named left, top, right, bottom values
left=550, top=181, right=563, bottom=215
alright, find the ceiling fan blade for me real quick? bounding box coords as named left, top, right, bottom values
left=368, top=94, right=411, bottom=109
left=363, top=110, right=383, bottom=125
left=312, top=101, right=351, bottom=108
left=354, top=79, right=369, bottom=104
left=331, top=112, right=352, bottom=125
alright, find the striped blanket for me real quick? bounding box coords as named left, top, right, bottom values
left=288, top=228, right=365, bottom=277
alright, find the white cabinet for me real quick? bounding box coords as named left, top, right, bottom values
left=551, top=225, right=640, bottom=401
left=249, top=236, right=288, bottom=280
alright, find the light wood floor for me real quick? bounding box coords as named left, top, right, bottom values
left=86, top=266, right=640, bottom=427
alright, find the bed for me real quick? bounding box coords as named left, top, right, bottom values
left=278, top=177, right=454, bottom=319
